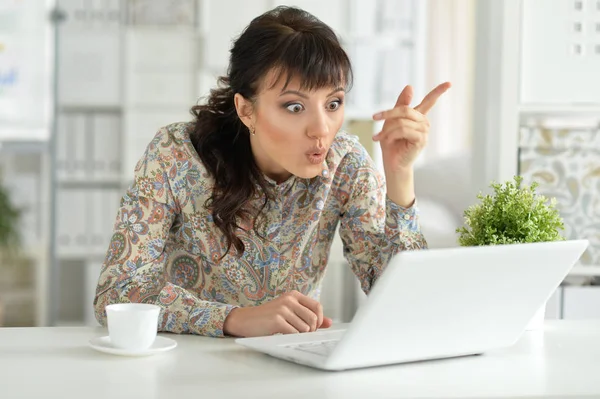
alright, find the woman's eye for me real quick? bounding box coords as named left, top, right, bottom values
left=327, top=100, right=342, bottom=111
left=286, top=103, right=304, bottom=113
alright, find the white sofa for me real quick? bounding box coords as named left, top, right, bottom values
left=414, top=152, right=474, bottom=249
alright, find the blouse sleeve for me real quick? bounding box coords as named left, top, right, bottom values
left=93, top=129, right=237, bottom=337
left=338, top=144, right=427, bottom=295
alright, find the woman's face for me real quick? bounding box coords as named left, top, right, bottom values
left=235, top=70, right=346, bottom=183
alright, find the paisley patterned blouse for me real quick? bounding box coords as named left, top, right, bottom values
left=93, top=121, right=427, bottom=337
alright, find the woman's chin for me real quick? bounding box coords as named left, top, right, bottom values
left=291, top=165, right=322, bottom=179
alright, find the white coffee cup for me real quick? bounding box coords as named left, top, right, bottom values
left=105, top=303, right=160, bottom=351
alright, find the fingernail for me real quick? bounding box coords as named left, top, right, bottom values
left=373, top=112, right=383, bottom=120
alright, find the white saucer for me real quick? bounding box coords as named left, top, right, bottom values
left=88, top=336, right=177, bottom=357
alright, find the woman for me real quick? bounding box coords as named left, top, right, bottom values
left=94, top=6, right=450, bottom=338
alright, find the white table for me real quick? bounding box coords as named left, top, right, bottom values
left=1, top=321, right=600, bottom=398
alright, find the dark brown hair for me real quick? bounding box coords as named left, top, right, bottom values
left=189, top=6, right=352, bottom=257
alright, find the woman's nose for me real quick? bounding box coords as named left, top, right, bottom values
left=306, top=112, right=330, bottom=139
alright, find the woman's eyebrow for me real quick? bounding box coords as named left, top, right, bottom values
left=279, top=90, right=308, bottom=99
left=327, top=87, right=345, bottom=96
left=279, top=87, right=345, bottom=98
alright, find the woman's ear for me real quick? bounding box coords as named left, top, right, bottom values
left=234, top=93, right=254, bottom=130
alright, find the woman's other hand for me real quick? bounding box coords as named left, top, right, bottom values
left=223, top=290, right=333, bottom=337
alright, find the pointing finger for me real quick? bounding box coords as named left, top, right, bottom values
left=414, top=82, right=451, bottom=115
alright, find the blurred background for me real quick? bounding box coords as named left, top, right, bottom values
left=0, top=0, right=598, bottom=328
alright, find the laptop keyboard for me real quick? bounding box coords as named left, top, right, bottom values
left=286, top=340, right=340, bottom=356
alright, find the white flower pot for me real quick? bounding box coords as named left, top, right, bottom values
left=525, top=304, right=546, bottom=330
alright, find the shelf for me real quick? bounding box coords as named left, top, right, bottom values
left=59, top=105, right=123, bottom=114
left=0, top=288, right=36, bottom=301
left=519, top=104, right=600, bottom=128
left=0, top=140, right=47, bottom=154
left=57, top=249, right=108, bottom=261
left=569, top=266, right=600, bottom=277
left=57, top=178, right=123, bottom=188
left=519, top=104, right=600, bottom=115
left=0, top=128, right=50, bottom=143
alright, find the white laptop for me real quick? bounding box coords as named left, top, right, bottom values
left=235, top=239, right=589, bottom=371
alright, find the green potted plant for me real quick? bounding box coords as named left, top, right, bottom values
left=456, top=175, right=566, bottom=329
